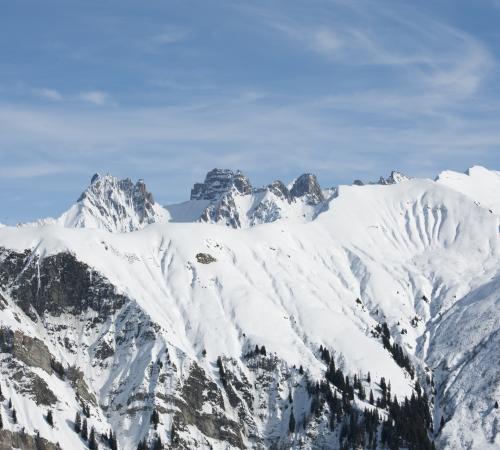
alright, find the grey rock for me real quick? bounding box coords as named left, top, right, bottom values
left=0, top=429, right=60, bottom=450
left=77, top=174, right=160, bottom=230
left=0, top=328, right=53, bottom=374
left=0, top=248, right=127, bottom=318
left=199, top=192, right=242, bottom=228
left=66, top=366, right=97, bottom=405
left=191, top=169, right=252, bottom=201
left=290, top=173, right=324, bottom=205
left=8, top=360, right=57, bottom=406
left=195, top=253, right=217, bottom=264
left=172, top=363, right=244, bottom=449
left=267, top=180, right=292, bottom=203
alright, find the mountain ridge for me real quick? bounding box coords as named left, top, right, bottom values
left=0, top=166, right=498, bottom=449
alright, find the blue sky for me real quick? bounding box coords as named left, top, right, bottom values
left=1, top=0, right=500, bottom=223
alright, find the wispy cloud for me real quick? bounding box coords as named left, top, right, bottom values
left=76, top=91, right=110, bottom=105
left=31, top=88, right=111, bottom=106
left=261, top=4, right=494, bottom=104
left=0, top=162, right=72, bottom=179
left=151, top=27, right=189, bottom=45
left=33, top=88, right=63, bottom=101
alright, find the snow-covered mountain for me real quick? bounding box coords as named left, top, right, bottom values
left=165, top=169, right=334, bottom=228
left=26, top=174, right=169, bottom=233
left=353, top=170, right=411, bottom=186
left=435, top=165, right=500, bottom=215
left=0, top=166, right=499, bottom=450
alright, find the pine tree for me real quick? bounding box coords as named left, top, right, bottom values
left=152, top=436, right=163, bottom=450
left=136, top=439, right=147, bottom=450
left=299, top=365, right=304, bottom=375
left=82, top=403, right=91, bottom=418
left=109, top=430, right=118, bottom=450
left=495, top=401, right=498, bottom=409
left=12, top=408, right=17, bottom=424
left=151, top=408, right=160, bottom=430
left=46, top=409, right=54, bottom=427
left=415, top=379, right=422, bottom=398
left=369, top=389, right=374, bottom=405
left=74, top=412, right=81, bottom=433
left=89, top=426, right=98, bottom=450
left=260, top=345, right=267, bottom=356
left=8, top=398, right=12, bottom=409
left=358, top=384, right=366, bottom=400
left=367, top=371, right=371, bottom=383
left=0, top=410, right=3, bottom=429
left=81, top=418, right=88, bottom=440
left=289, top=408, right=296, bottom=433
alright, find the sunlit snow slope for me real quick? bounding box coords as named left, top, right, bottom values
left=0, top=169, right=499, bottom=450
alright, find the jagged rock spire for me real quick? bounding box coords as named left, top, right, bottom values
left=290, top=173, right=324, bottom=205
left=190, top=169, right=252, bottom=201
left=61, top=173, right=168, bottom=232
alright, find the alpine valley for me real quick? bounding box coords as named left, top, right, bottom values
left=0, top=166, right=499, bottom=450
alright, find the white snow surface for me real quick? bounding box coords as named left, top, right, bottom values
left=0, top=169, right=499, bottom=449
left=436, top=165, right=500, bottom=215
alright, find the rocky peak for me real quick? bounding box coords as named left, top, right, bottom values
left=79, top=173, right=154, bottom=204
left=267, top=180, right=292, bottom=203
left=60, top=173, right=167, bottom=232
left=290, top=173, right=324, bottom=205
left=378, top=171, right=410, bottom=185
left=78, top=174, right=156, bottom=220
left=353, top=170, right=410, bottom=186
left=190, top=169, right=252, bottom=201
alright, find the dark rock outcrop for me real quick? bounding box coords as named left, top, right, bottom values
left=173, top=363, right=244, bottom=449
left=290, top=173, right=324, bottom=205
left=9, top=361, right=58, bottom=405
left=0, top=249, right=127, bottom=319
left=267, top=180, right=292, bottom=203
left=195, top=253, right=217, bottom=264
left=199, top=193, right=242, bottom=228
left=0, top=328, right=53, bottom=374
left=0, top=430, right=59, bottom=450
left=191, top=169, right=252, bottom=201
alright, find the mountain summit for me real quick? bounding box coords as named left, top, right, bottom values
left=190, top=168, right=253, bottom=201
left=57, top=173, right=169, bottom=232
left=179, top=169, right=332, bottom=228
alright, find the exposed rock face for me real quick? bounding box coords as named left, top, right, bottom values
left=290, top=173, right=325, bottom=205
left=0, top=248, right=127, bottom=318
left=0, top=328, right=53, bottom=374
left=9, top=360, right=58, bottom=406
left=199, top=192, right=242, bottom=228
left=172, top=363, right=244, bottom=449
left=195, top=253, right=217, bottom=264
left=378, top=170, right=410, bottom=185
left=190, top=169, right=328, bottom=228
left=66, top=366, right=97, bottom=405
left=55, top=173, right=169, bottom=232
left=191, top=169, right=252, bottom=201
left=0, top=430, right=60, bottom=450
left=267, top=180, right=292, bottom=203
left=78, top=174, right=156, bottom=221
left=353, top=170, right=410, bottom=186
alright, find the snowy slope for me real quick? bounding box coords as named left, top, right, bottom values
left=436, top=166, right=500, bottom=215
left=24, top=173, right=170, bottom=233
left=0, top=171, right=499, bottom=449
